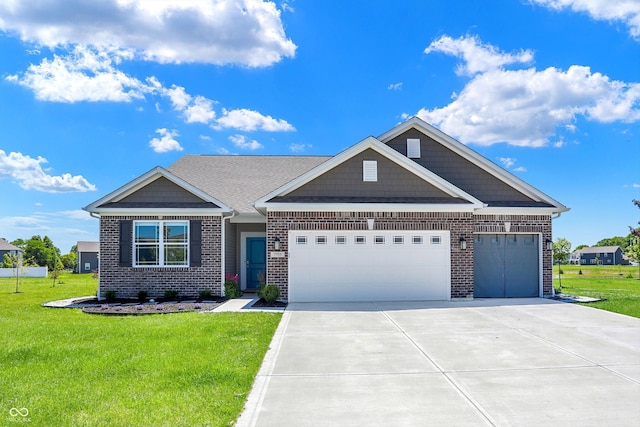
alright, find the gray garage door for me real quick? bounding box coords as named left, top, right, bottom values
left=474, top=234, right=540, bottom=298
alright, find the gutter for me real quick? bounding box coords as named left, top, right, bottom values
left=87, top=211, right=102, bottom=299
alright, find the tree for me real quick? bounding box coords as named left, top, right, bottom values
left=574, top=244, right=589, bottom=251
left=628, top=199, right=640, bottom=279
left=60, top=252, right=77, bottom=271
left=3, top=253, right=32, bottom=293
left=553, top=237, right=572, bottom=291
left=596, top=236, right=631, bottom=251
left=22, top=235, right=60, bottom=267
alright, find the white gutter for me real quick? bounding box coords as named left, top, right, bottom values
left=88, top=211, right=101, bottom=299
left=220, top=210, right=237, bottom=297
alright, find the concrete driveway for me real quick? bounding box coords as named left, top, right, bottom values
left=237, top=299, right=640, bottom=426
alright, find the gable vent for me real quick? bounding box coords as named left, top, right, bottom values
left=363, top=160, right=378, bottom=182
left=407, top=138, right=421, bottom=158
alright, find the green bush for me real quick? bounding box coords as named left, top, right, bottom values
left=137, top=290, right=148, bottom=302
left=259, top=284, right=280, bottom=304
left=198, top=289, right=213, bottom=300
left=163, top=289, right=180, bottom=300
left=224, top=280, right=242, bottom=299
left=104, top=290, right=117, bottom=301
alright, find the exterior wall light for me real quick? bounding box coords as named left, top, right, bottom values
left=274, top=236, right=281, bottom=250
left=546, top=238, right=553, bottom=251
left=459, top=236, right=467, bottom=250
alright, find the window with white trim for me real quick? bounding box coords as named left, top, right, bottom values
left=296, top=236, right=307, bottom=245
left=407, top=138, right=421, bottom=158
left=375, top=236, right=385, bottom=244
left=430, top=236, right=442, bottom=245
left=363, top=160, right=378, bottom=182
left=316, top=236, right=327, bottom=245
left=134, top=221, right=189, bottom=267
left=335, top=236, right=346, bottom=244
left=355, top=236, right=366, bottom=244
left=393, top=236, right=404, bottom=244
left=412, top=236, right=423, bottom=244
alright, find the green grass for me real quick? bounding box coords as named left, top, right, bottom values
left=554, top=264, right=640, bottom=318
left=0, top=273, right=281, bottom=426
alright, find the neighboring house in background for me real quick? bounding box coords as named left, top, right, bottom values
left=84, top=117, right=569, bottom=302
left=569, top=246, right=628, bottom=265
left=77, top=241, right=99, bottom=273
left=0, top=238, right=21, bottom=261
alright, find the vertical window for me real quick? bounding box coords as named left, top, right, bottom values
left=363, top=160, right=378, bottom=182
left=407, top=138, right=421, bottom=158
left=134, top=221, right=189, bottom=267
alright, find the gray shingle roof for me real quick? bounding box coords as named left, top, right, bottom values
left=167, top=155, right=332, bottom=213
left=77, top=241, right=99, bottom=253
left=0, top=238, right=21, bottom=251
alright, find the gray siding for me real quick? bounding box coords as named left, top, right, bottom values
left=386, top=129, right=546, bottom=207
left=273, top=149, right=467, bottom=203
left=101, top=177, right=218, bottom=208
left=78, top=252, right=99, bottom=273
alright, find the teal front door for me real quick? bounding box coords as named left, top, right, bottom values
left=246, top=237, right=266, bottom=290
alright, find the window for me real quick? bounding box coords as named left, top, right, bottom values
left=296, top=236, right=307, bottom=245
left=375, top=236, right=385, bottom=244
left=393, top=236, right=404, bottom=244
left=355, top=236, right=366, bottom=244
left=412, top=236, right=423, bottom=244
left=134, top=221, right=188, bottom=267
left=84, top=262, right=91, bottom=271
left=335, top=236, right=346, bottom=244
left=316, top=236, right=327, bottom=245
left=407, top=138, right=421, bottom=158
left=363, top=160, right=378, bottom=182
left=430, top=236, right=442, bottom=245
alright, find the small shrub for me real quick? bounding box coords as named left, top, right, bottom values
left=137, top=290, right=148, bottom=302
left=198, top=289, right=213, bottom=300
left=104, top=290, right=117, bottom=301
left=163, top=289, right=180, bottom=300
left=259, top=284, right=280, bottom=304
left=224, top=280, right=242, bottom=299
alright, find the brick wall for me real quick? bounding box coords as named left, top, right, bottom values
left=267, top=211, right=475, bottom=300
left=98, top=215, right=221, bottom=299
left=267, top=211, right=553, bottom=300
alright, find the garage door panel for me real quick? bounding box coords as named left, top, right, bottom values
left=289, top=231, right=450, bottom=302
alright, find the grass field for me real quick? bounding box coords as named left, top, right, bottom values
left=0, top=273, right=281, bottom=427
left=554, top=264, right=640, bottom=318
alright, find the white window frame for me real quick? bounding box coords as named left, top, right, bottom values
left=133, top=220, right=189, bottom=268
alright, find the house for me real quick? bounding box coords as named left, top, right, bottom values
left=0, top=238, right=21, bottom=261
left=84, top=117, right=569, bottom=302
left=569, top=246, right=628, bottom=265
left=76, top=241, right=99, bottom=273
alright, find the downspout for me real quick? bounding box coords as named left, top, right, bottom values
left=550, top=211, right=563, bottom=297
left=221, top=210, right=237, bottom=297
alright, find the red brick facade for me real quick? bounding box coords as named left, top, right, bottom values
left=98, top=215, right=222, bottom=299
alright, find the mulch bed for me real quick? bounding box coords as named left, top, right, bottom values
left=251, top=299, right=288, bottom=308
left=80, top=297, right=227, bottom=315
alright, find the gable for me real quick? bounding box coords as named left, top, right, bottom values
left=386, top=129, right=549, bottom=207
left=98, top=176, right=218, bottom=209
left=272, top=148, right=469, bottom=204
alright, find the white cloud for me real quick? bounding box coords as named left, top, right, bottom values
left=424, top=35, right=534, bottom=76
left=149, top=128, right=183, bottom=153
left=531, top=0, right=640, bottom=40
left=184, top=96, right=217, bottom=124
left=229, top=134, right=263, bottom=150
left=419, top=35, right=640, bottom=147
left=289, top=143, right=311, bottom=152
left=513, top=166, right=527, bottom=172
left=215, top=108, right=295, bottom=132
left=0, top=150, right=97, bottom=193
left=8, top=45, right=153, bottom=102
left=388, top=82, right=403, bottom=90
left=0, top=0, right=296, bottom=67
left=499, top=157, right=516, bottom=168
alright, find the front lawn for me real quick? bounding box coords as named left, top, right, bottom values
left=554, top=264, right=640, bottom=318
left=0, top=273, right=281, bottom=426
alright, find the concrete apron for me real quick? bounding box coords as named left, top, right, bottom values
left=237, top=298, right=640, bottom=427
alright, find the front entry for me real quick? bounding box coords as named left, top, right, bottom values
left=245, top=237, right=266, bottom=291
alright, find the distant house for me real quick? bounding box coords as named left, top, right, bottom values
left=569, top=246, right=628, bottom=265
left=0, top=238, right=21, bottom=261
left=77, top=241, right=99, bottom=273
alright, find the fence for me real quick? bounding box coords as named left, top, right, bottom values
left=0, top=267, right=48, bottom=278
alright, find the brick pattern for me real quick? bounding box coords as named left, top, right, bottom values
left=267, top=211, right=475, bottom=299
left=98, top=215, right=221, bottom=299
left=474, top=214, right=553, bottom=296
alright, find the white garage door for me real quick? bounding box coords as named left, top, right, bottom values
left=288, top=230, right=451, bottom=302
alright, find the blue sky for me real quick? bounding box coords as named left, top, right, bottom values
left=0, top=0, right=638, bottom=253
